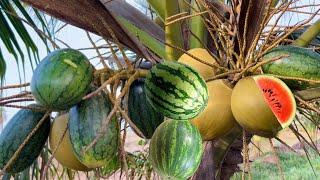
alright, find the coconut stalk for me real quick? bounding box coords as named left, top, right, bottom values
left=165, top=0, right=184, bottom=60
left=147, top=0, right=165, bottom=21
left=293, top=19, right=320, bottom=47
left=178, top=0, right=191, bottom=14
left=189, top=0, right=207, bottom=49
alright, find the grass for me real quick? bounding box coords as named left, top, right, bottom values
left=231, top=151, right=320, bottom=180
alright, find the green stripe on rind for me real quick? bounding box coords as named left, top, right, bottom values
left=262, top=45, right=320, bottom=90
left=149, top=120, right=203, bottom=179
left=68, top=93, right=119, bottom=168
left=31, top=49, right=94, bottom=110
left=156, top=62, right=208, bottom=101
left=128, top=79, right=164, bottom=139
left=0, top=105, right=50, bottom=173
left=145, top=61, right=208, bottom=120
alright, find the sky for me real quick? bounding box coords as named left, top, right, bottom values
left=0, top=19, right=106, bottom=129
left=0, top=0, right=319, bottom=126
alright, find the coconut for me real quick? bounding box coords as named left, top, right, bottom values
left=191, top=79, right=236, bottom=140
left=231, top=75, right=296, bottom=137
left=178, top=48, right=218, bottom=80
left=49, top=114, right=89, bottom=171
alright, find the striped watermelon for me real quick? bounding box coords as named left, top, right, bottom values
left=128, top=79, right=164, bottom=139
left=31, top=49, right=94, bottom=110
left=262, top=45, right=320, bottom=90
left=0, top=105, right=50, bottom=173
left=145, top=61, right=208, bottom=120
left=68, top=93, right=119, bottom=168
left=149, top=120, right=203, bottom=179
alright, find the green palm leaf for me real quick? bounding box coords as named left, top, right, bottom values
left=0, top=50, right=6, bottom=84
left=0, top=0, right=52, bottom=82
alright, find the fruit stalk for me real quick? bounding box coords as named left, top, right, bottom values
left=83, top=69, right=148, bottom=100
left=165, top=0, right=184, bottom=60
left=293, top=19, right=320, bottom=47
left=147, top=0, right=165, bottom=21
left=189, top=0, right=207, bottom=49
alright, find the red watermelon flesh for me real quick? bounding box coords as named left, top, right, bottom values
left=255, top=76, right=296, bottom=128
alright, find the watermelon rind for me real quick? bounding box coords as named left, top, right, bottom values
left=31, top=49, right=94, bottom=110
left=68, top=93, right=119, bottom=168
left=262, top=45, right=320, bottom=90
left=0, top=105, right=50, bottom=173
left=145, top=61, right=208, bottom=120
left=128, top=78, right=164, bottom=139
left=149, top=120, right=203, bottom=179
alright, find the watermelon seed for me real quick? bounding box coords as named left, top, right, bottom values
left=262, top=88, right=282, bottom=113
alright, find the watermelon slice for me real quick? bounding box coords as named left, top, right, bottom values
left=254, top=76, right=296, bottom=128
left=231, top=75, right=296, bottom=137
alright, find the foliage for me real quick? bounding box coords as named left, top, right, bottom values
left=0, top=0, right=54, bottom=81
left=231, top=152, right=320, bottom=180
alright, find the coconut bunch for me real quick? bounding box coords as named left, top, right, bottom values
left=1, top=0, right=320, bottom=179
left=157, top=0, right=320, bottom=178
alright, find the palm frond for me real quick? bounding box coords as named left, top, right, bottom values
left=0, top=50, right=6, bottom=84
left=0, top=0, right=53, bottom=82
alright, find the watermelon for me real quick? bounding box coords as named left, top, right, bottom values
left=68, top=93, right=119, bottom=168
left=149, top=120, right=203, bottom=179
left=0, top=105, right=50, bottom=173
left=145, top=61, right=208, bottom=120
left=231, top=75, right=296, bottom=137
left=262, top=45, right=320, bottom=90
left=128, top=79, right=164, bottom=139
left=31, top=49, right=94, bottom=110
left=49, top=113, right=89, bottom=171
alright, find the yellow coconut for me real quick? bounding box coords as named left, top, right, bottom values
left=231, top=75, right=296, bottom=137
left=191, top=79, right=236, bottom=140
left=178, top=48, right=218, bottom=80
left=49, top=114, right=89, bottom=171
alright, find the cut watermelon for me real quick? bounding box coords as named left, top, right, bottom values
left=231, top=75, right=296, bottom=137
left=254, top=76, right=296, bottom=128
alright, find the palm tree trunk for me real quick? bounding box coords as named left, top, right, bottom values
left=192, top=139, right=244, bottom=180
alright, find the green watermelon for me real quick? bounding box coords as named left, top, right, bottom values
left=149, top=120, right=203, bottom=179
left=262, top=45, right=320, bottom=90
left=145, top=61, right=208, bottom=120
left=68, top=93, right=119, bottom=168
left=0, top=105, right=50, bottom=173
left=31, top=49, right=94, bottom=110
left=128, top=79, right=164, bottom=139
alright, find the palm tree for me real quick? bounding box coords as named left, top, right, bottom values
left=0, top=0, right=57, bottom=81
left=0, top=0, right=320, bottom=179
